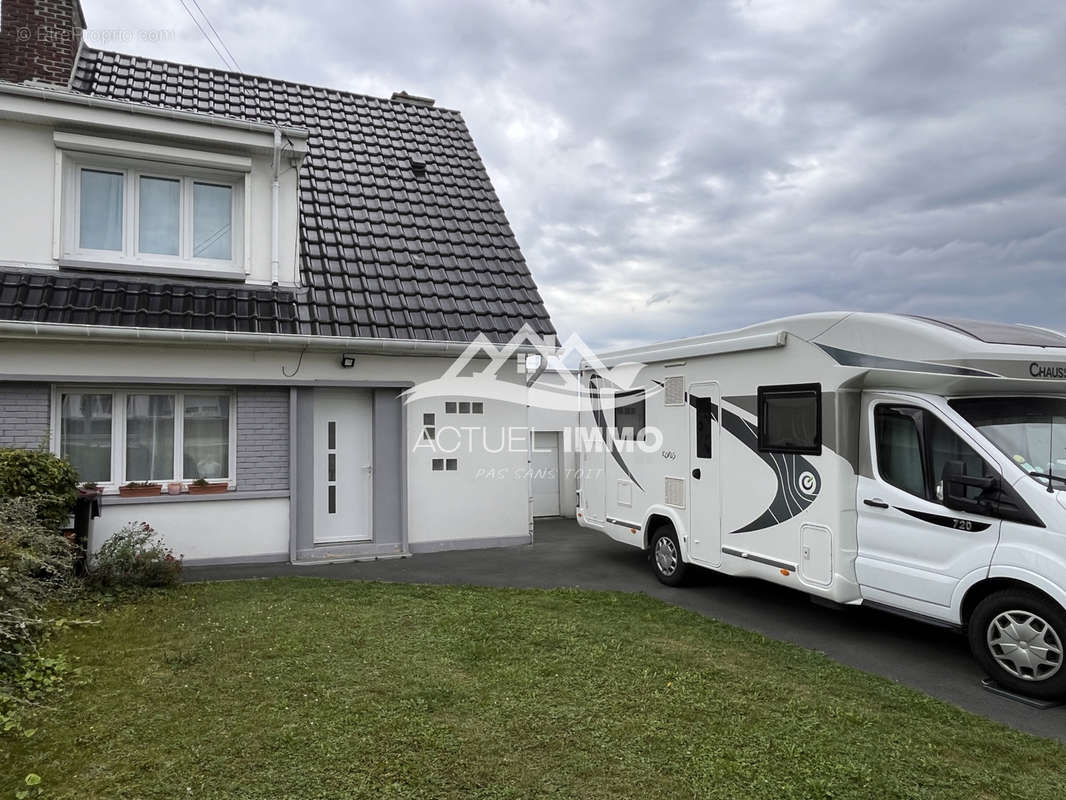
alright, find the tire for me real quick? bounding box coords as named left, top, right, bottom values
left=650, top=524, right=689, bottom=587
left=968, top=589, right=1066, bottom=700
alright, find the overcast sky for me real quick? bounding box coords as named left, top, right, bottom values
left=83, top=0, right=1066, bottom=351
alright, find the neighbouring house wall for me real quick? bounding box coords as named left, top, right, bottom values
left=92, top=496, right=289, bottom=565
left=0, top=382, right=51, bottom=449
left=236, top=388, right=289, bottom=491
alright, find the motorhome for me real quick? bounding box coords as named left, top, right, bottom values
left=577, top=312, right=1066, bottom=699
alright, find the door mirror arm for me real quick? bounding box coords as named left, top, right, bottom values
left=941, top=459, right=999, bottom=515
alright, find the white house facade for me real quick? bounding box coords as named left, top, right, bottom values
left=0, top=0, right=557, bottom=564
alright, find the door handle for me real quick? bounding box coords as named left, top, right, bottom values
left=863, top=498, right=889, bottom=509
left=692, top=468, right=701, bottom=480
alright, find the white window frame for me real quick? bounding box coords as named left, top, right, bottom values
left=51, top=386, right=238, bottom=492
left=59, top=153, right=245, bottom=278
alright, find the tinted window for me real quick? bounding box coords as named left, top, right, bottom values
left=695, top=400, right=714, bottom=459
left=874, top=404, right=994, bottom=504
left=758, top=384, right=821, bottom=454
left=614, top=391, right=645, bottom=441
left=874, top=406, right=925, bottom=497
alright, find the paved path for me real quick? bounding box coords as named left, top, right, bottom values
left=186, top=517, right=1066, bottom=743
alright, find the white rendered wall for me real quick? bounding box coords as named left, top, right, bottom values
left=92, top=498, right=290, bottom=564
left=1, top=338, right=535, bottom=553
left=0, top=117, right=300, bottom=285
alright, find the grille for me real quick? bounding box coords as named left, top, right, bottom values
left=665, top=476, right=685, bottom=508
left=664, top=376, right=685, bottom=406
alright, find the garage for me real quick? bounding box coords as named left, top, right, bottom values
left=531, top=431, right=561, bottom=517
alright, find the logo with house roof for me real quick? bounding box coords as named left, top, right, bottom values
left=402, top=324, right=659, bottom=413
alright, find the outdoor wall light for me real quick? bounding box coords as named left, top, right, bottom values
left=340, top=354, right=357, bottom=369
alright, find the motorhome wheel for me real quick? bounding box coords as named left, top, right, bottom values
left=650, top=524, right=689, bottom=587
left=968, top=589, right=1066, bottom=700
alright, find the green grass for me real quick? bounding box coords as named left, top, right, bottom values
left=3, top=579, right=1065, bottom=799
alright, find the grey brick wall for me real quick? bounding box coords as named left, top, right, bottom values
left=236, top=389, right=290, bottom=491
left=0, top=383, right=51, bottom=450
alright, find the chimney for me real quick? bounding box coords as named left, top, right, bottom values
left=0, top=0, right=87, bottom=86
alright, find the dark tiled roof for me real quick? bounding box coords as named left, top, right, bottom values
left=38, top=47, right=555, bottom=344
left=0, top=269, right=299, bottom=334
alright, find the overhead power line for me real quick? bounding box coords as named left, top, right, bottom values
left=176, top=0, right=242, bottom=73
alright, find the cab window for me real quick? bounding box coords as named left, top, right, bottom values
left=874, top=405, right=994, bottom=504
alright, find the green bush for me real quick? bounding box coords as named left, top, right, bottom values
left=0, top=449, right=79, bottom=530
left=88, top=522, right=182, bottom=589
left=0, top=498, right=81, bottom=737
left=0, top=499, right=77, bottom=662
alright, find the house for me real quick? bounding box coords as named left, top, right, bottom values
left=0, top=0, right=558, bottom=564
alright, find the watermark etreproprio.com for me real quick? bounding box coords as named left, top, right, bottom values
left=13, top=25, right=175, bottom=45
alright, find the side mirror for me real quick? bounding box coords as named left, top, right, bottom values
left=942, top=460, right=998, bottom=515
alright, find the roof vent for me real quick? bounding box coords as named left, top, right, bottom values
left=409, top=158, right=428, bottom=178
left=391, top=90, right=435, bottom=107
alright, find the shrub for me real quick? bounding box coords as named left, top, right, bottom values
left=0, top=498, right=81, bottom=737
left=0, top=449, right=79, bottom=530
left=0, top=498, right=77, bottom=663
left=88, top=522, right=183, bottom=589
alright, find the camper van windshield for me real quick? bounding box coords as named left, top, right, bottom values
left=950, top=397, right=1066, bottom=488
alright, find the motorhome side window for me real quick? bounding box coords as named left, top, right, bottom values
left=874, top=405, right=994, bottom=504
left=614, top=390, right=646, bottom=441
left=757, top=384, right=821, bottom=454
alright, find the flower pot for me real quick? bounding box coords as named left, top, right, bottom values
left=167, top=482, right=184, bottom=495
left=119, top=484, right=162, bottom=498
left=187, top=482, right=230, bottom=495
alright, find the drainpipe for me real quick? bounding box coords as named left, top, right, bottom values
left=271, top=128, right=281, bottom=287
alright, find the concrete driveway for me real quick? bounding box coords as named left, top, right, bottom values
left=186, top=517, right=1066, bottom=743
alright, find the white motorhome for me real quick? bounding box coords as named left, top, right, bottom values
left=577, top=312, right=1066, bottom=698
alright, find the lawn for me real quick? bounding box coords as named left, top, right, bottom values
left=3, top=580, right=1065, bottom=799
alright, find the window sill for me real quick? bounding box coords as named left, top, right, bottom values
left=103, top=489, right=289, bottom=505
left=59, top=258, right=246, bottom=283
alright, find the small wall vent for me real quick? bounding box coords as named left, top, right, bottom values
left=664, top=376, right=685, bottom=406
left=665, top=476, right=685, bottom=508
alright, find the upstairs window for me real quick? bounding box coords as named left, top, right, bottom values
left=758, top=383, right=821, bottom=455
left=62, top=156, right=243, bottom=276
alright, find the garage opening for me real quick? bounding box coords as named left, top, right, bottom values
left=532, top=430, right=561, bottom=517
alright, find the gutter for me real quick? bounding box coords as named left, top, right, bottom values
left=0, top=319, right=551, bottom=357
left=271, top=128, right=281, bottom=286
left=0, top=80, right=308, bottom=141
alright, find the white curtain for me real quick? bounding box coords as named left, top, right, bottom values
left=126, top=395, right=175, bottom=481
left=193, top=182, right=232, bottom=260
left=79, top=170, right=124, bottom=251
left=138, top=177, right=180, bottom=256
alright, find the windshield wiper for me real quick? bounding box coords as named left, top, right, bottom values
left=1029, top=471, right=1066, bottom=488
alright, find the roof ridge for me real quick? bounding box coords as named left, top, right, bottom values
left=78, top=46, right=464, bottom=117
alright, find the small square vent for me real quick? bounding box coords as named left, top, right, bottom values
left=665, top=477, right=685, bottom=508
left=664, top=376, right=685, bottom=406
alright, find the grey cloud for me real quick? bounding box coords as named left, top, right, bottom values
left=88, top=0, right=1066, bottom=349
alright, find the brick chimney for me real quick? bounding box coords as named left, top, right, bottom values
left=0, top=0, right=87, bottom=86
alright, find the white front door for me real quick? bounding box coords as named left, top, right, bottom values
left=856, top=396, right=1000, bottom=615
left=688, top=381, right=721, bottom=567
left=532, top=431, right=561, bottom=517
left=313, top=388, right=373, bottom=544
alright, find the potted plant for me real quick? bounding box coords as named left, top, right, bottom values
left=166, top=481, right=184, bottom=495
left=187, top=478, right=229, bottom=495
left=119, top=481, right=162, bottom=498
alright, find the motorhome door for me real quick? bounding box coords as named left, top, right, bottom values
left=856, top=395, right=1001, bottom=613
left=688, top=380, right=722, bottom=567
